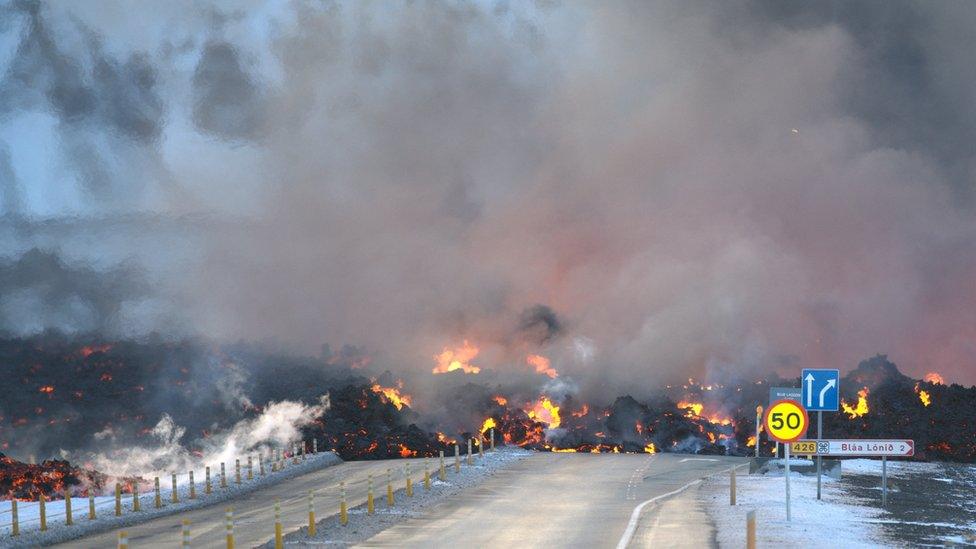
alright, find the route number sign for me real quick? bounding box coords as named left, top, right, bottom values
left=763, top=399, right=809, bottom=443
left=791, top=440, right=818, bottom=455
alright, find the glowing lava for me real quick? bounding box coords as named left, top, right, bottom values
left=841, top=387, right=870, bottom=418
left=923, top=372, right=945, bottom=385
left=676, top=401, right=704, bottom=418
left=526, top=354, right=558, bottom=378
left=433, top=340, right=481, bottom=374
left=526, top=397, right=561, bottom=429
left=370, top=381, right=412, bottom=410
left=915, top=384, right=931, bottom=407
left=481, top=417, right=497, bottom=434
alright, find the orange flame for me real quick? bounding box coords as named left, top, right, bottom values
left=914, top=383, right=931, bottom=407
left=370, top=381, right=412, bottom=410
left=923, top=372, right=944, bottom=385
left=841, top=387, right=870, bottom=418
left=492, top=395, right=508, bottom=406
left=38, top=385, right=54, bottom=394
left=572, top=404, right=590, bottom=418
left=746, top=435, right=757, bottom=447
left=79, top=344, right=112, bottom=358
left=644, top=443, right=657, bottom=453
left=676, top=401, right=704, bottom=418
left=526, top=397, right=561, bottom=428
left=433, top=340, right=481, bottom=374
left=526, top=354, right=558, bottom=378
left=481, top=417, right=496, bottom=434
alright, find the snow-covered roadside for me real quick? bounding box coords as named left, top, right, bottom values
left=265, top=447, right=532, bottom=548
left=702, top=464, right=886, bottom=548
left=0, top=452, right=342, bottom=548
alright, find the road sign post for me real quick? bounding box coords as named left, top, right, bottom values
left=817, top=411, right=822, bottom=500
left=763, top=399, right=809, bottom=522
left=801, top=369, right=839, bottom=501
left=882, top=456, right=887, bottom=507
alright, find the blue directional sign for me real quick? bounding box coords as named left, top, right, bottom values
left=801, top=369, right=840, bottom=411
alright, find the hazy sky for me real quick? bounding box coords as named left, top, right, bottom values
left=1, top=0, right=974, bottom=388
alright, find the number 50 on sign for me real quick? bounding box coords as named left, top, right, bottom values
left=763, top=399, right=809, bottom=443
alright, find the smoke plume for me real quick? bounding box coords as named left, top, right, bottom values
left=0, top=0, right=974, bottom=395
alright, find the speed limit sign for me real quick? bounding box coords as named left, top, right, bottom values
left=763, top=399, right=809, bottom=443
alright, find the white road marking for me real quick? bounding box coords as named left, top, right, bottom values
left=679, top=458, right=719, bottom=463
left=615, top=477, right=704, bottom=549
left=617, top=462, right=747, bottom=549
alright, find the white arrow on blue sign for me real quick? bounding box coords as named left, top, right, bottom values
left=801, top=368, right=840, bottom=411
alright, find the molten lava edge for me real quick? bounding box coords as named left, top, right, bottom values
left=0, top=336, right=973, bottom=501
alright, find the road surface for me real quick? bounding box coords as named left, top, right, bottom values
left=54, top=456, right=433, bottom=548
left=358, top=452, right=746, bottom=548
left=57, top=452, right=745, bottom=548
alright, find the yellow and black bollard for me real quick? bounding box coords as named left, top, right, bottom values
left=386, top=468, right=394, bottom=508
left=730, top=466, right=737, bottom=506
left=313, top=439, right=318, bottom=454
left=367, top=474, right=375, bottom=515
left=746, top=509, right=756, bottom=549
left=39, top=494, right=47, bottom=531
left=302, top=441, right=307, bottom=462
left=132, top=483, right=140, bottom=512
left=235, top=459, right=241, bottom=485
left=88, top=489, right=96, bottom=520
left=478, top=437, right=484, bottom=459
left=274, top=500, right=283, bottom=549
left=466, top=439, right=473, bottom=466
left=339, top=481, right=348, bottom=526
left=225, top=507, right=234, bottom=549
left=114, top=483, right=122, bottom=516
left=221, top=462, right=227, bottom=488
left=10, top=499, right=18, bottom=536
left=154, top=477, right=162, bottom=508
left=259, top=453, right=265, bottom=476
left=172, top=473, right=179, bottom=503
left=424, top=457, right=431, bottom=490
left=118, top=530, right=129, bottom=549
left=490, top=428, right=495, bottom=451
left=307, top=490, right=316, bottom=536
left=189, top=470, right=196, bottom=499
left=454, top=445, right=460, bottom=473
left=64, top=488, right=73, bottom=525
left=405, top=462, right=413, bottom=497
left=293, top=444, right=299, bottom=465
left=205, top=466, right=212, bottom=494
left=439, top=450, right=446, bottom=481
left=182, top=519, right=191, bottom=548
left=247, top=456, right=253, bottom=480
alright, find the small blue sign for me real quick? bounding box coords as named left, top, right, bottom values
left=769, top=387, right=801, bottom=406
left=801, top=369, right=840, bottom=411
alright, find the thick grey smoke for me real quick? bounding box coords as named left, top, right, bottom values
left=1, top=0, right=975, bottom=392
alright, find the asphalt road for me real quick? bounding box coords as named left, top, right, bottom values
left=358, top=452, right=747, bottom=548
left=53, top=455, right=438, bottom=548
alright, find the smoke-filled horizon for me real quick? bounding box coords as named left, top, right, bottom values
left=1, top=0, right=975, bottom=389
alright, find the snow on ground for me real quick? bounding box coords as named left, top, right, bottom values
left=840, top=458, right=941, bottom=477
left=267, top=447, right=532, bottom=548
left=0, top=451, right=341, bottom=548
left=702, top=464, right=887, bottom=548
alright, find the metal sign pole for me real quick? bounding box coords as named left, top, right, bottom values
left=881, top=456, right=887, bottom=507
left=754, top=407, right=761, bottom=459
left=816, top=411, right=823, bottom=500
left=785, top=443, right=791, bottom=521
